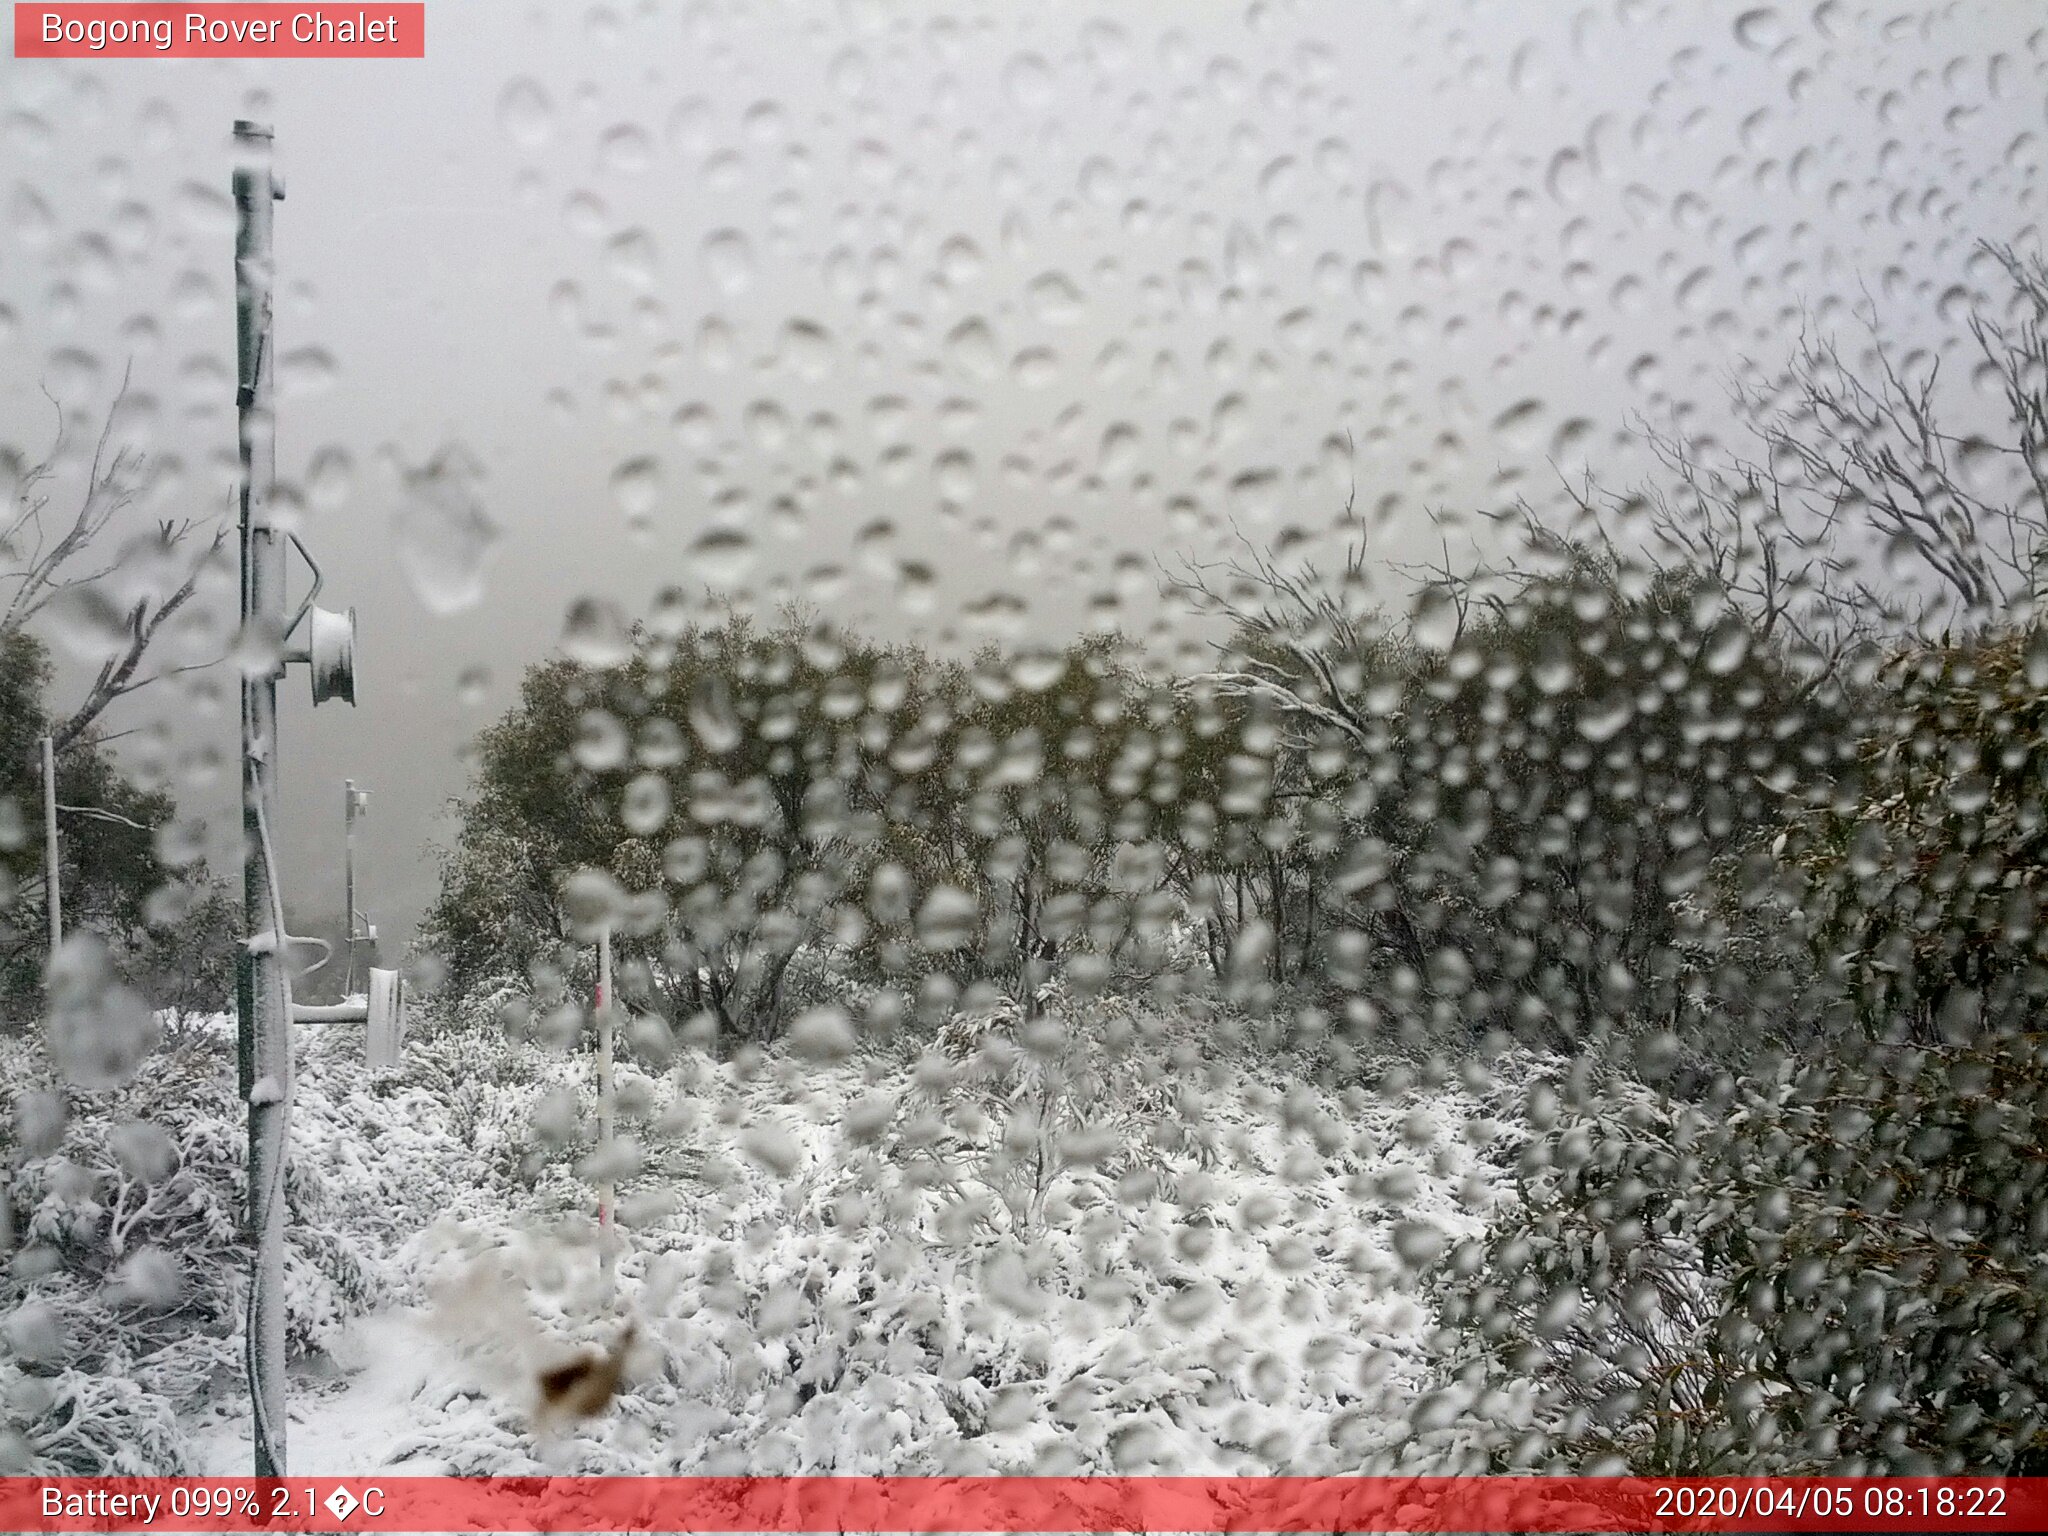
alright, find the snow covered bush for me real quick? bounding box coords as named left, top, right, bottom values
left=1425, top=1035, right=2048, bottom=1474
left=391, top=1002, right=1513, bottom=1478
left=0, top=1024, right=474, bottom=1473
left=1421, top=1061, right=1727, bottom=1473
left=1422, top=619, right=2048, bottom=1474
left=1, top=1032, right=243, bottom=1472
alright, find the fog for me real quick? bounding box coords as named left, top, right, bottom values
left=3, top=0, right=2038, bottom=949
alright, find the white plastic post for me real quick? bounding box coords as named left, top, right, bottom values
left=596, top=927, right=614, bottom=1281
left=365, top=967, right=404, bottom=1072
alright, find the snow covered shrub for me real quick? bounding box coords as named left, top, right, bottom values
left=1426, top=1035, right=2048, bottom=1474
left=1422, top=1062, right=1727, bottom=1473
left=399, top=1002, right=1507, bottom=1478
left=770, top=940, right=877, bottom=1022
left=897, top=993, right=1320, bottom=1240
left=410, top=1025, right=555, bottom=1168
left=1776, top=626, right=2048, bottom=1046
left=281, top=1056, right=481, bottom=1347
left=411, top=971, right=530, bottom=1041
left=1, top=1034, right=244, bottom=1472
left=0, top=1363, right=185, bottom=1476
left=0, top=1026, right=474, bottom=1472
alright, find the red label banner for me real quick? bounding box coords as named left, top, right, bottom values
left=13, top=5, right=424, bottom=58
left=0, top=1476, right=2041, bottom=1533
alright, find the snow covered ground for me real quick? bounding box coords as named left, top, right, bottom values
left=203, top=1004, right=1531, bottom=1477
left=19, top=998, right=1537, bottom=1477
left=191, top=1310, right=454, bottom=1475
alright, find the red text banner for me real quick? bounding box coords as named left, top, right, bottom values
left=13, top=5, right=424, bottom=58
left=1, top=1476, right=2042, bottom=1533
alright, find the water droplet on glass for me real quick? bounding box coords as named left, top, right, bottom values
left=701, top=229, right=756, bottom=296
left=1003, top=52, right=1055, bottom=109
left=611, top=456, right=660, bottom=529
left=44, top=934, right=158, bottom=1089
left=392, top=447, right=500, bottom=615
left=562, top=598, right=633, bottom=670
left=497, top=78, right=554, bottom=147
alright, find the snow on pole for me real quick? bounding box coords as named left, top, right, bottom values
left=234, top=116, right=290, bottom=1479
left=597, top=926, right=615, bottom=1281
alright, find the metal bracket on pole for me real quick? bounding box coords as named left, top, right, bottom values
left=281, top=532, right=324, bottom=645
left=292, top=970, right=406, bottom=1071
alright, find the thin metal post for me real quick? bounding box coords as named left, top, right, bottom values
left=343, top=779, right=361, bottom=994
left=233, top=117, right=290, bottom=1479
left=597, top=927, right=615, bottom=1281
left=40, top=736, right=60, bottom=953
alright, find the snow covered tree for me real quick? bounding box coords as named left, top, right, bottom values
left=422, top=614, right=950, bottom=1044
left=0, top=629, right=233, bottom=1025
left=0, top=386, right=234, bottom=1025
left=1174, top=537, right=1846, bottom=1055
left=1, top=383, right=226, bottom=758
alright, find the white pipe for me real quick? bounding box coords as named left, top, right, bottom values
left=291, top=1000, right=367, bottom=1023
left=245, top=787, right=294, bottom=1478
left=597, top=926, right=614, bottom=1281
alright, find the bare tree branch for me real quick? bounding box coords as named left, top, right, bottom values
left=1, top=374, right=229, bottom=757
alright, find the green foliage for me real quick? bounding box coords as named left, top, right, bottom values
left=0, top=629, right=232, bottom=1026
left=905, top=636, right=1190, bottom=1012
left=1430, top=1030, right=2048, bottom=1474
left=429, top=547, right=1858, bottom=1068
left=1772, top=626, right=2048, bottom=1043
left=1429, top=626, right=2048, bottom=1475
left=1193, top=546, right=1850, bottom=1058
left=423, top=614, right=954, bottom=1043
left=422, top=608, right=1230, bottom=1045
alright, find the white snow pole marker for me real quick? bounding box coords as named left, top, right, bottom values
left=343, top=779, right=370, bottom=993
left=597, top=925, right=615, bottom=1281
left=365, top=966, right=405, bottom=1071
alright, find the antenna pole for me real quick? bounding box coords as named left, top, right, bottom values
left=41, top=735, right=60, bottom=953
left=234, top=116, right=290, bottom=1479
left=343, top=779, right=361, bottom=994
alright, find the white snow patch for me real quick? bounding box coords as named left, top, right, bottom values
left=192, top=1311, right=466, bottom=1476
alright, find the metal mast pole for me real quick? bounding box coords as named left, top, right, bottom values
left=233, top=117, right=290, bottom=1478
left=41, top=736, right=60, bottom=953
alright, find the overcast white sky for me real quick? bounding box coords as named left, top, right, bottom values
left=2, top=0, right=2041, bottom=952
